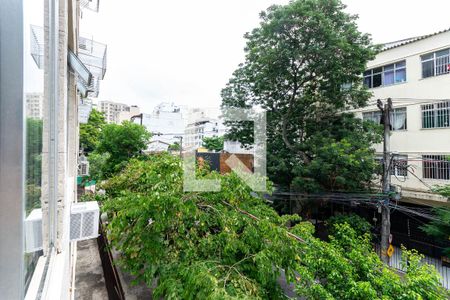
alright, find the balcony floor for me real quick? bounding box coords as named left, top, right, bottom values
left=75, top=239, right=108, bottom=300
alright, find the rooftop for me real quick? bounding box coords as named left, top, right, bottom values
left=381, top=28, right=450, bottom=51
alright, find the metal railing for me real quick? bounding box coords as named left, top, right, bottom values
left=80, top=0, right=100, bottom=12
left=30, top=25, right=44, bottom=69
left=78, top=36, right=107, bottom=97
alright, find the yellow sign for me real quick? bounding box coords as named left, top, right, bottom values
left=387, top=244, right=394, bottom=257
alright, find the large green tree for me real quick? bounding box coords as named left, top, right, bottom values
left=100, top=154, right=448, bottom=299
left=202, top=136, right=224, bottom=152
left=79, top=108, right=106, bottom=153
left=221, top=0, right=381, bottom=191
left=95, top=121, right=151, bottom=177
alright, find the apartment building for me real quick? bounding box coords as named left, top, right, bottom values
left=117, top=105, right=140, bottom=124
left=0, top=0, right=106, bottom=299
left=25, top=93, right=44, bottom=119
left=142, top=102, right=185, bottom=150
left=352, top=29, right=450, bottom=206
left=98, top=100, right=130, bottom=123
left=184, top=118, right=226, bottom=150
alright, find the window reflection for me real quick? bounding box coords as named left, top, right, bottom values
left=24, top=0, right=45, bottom=293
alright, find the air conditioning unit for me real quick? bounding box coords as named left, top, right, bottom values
left=25, top=209, right=43, bottom=253
left=78, top=154, right=90, bottom=177
left=70, top=201, right=99, bottom=241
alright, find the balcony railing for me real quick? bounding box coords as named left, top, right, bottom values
left=30, top=25, right=106, bottom=98
left=30, top=25, right=44, bottom=69
left=80, top=0, right=100, bottom=12
left=78, top=36, right=107, bottom=97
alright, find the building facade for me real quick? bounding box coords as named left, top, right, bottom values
left=142, top=102, right=185, bottom=149
left=352, top=29, right=450, bottom=205
left=0, top=0, right=106, bottom=299
left=117, top=105, right=140, bottom=124
left=184, top=118, right=226, bottom=150
left=26, top=93, right=44, bottom=119
left=98, top=100, right=130, bottom=123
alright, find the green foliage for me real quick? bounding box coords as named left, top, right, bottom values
left=221, top=0, right=381, bottom=191
left=420, top=205, right=450, bottom=257
left=26, top=118, right=43, bottom=213
left=400, top=247, right=448, bottom=299
left=101, top=154, right=448, bottom=299
left=326, top=213, right=372, bottom=237
left=168, top=142, right=181, bottom=151
left=434, top=185, right=450, bottom=199
left=26, top=118, right=43, bottom=184
left=86, top=152, right=110, bottom=182
left=95, top=121, right=151, bottom=177
left=202, top=136, right=224, bottom=152
left=79, top=109, right=106, bottom=153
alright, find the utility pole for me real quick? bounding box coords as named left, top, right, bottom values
left=174, top=135, right=183, bottom=158
left=377, top=98, right=392, bottom=264
left=130, top=113, right=143, bottom=126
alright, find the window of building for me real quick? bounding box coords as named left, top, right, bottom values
left=421, top=101, right=450, bottom=129
left=363, top=61, right=406, bottom=88
left=362, top=107, right=407, bottom=130
left=421, top=48, right=450, bottom=78
left=391, top=155, right=408, bottom=177
left=391, top=107, right=407, bottom=130
left=422, top=155, right=450, bottom=180
left=362, top=110, right=382, bottom=124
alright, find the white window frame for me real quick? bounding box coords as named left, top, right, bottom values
left=422, top=155, right=450, bottom=180
left=0, top=1, right=26, bottom=298
left=421, top=48, right=450, bottom=78
left=363, top=60, right=406, bottom=88
left=362, top=107, right=407, bottom=131
left=391, top=155, right=408, bottom=177
left=421, top=101, right=450, bottom=129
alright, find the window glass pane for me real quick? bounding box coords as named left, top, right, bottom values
left=395, top=68, right=406, bottom=83
left=435, top=49, right=449, bottom=57
left=421, top=53, right=433, bottom=61
left=363, top=76, right=372, bottom=88
left=421, top=104, right=435, bottom=128
left=363, top=70, right=372, bottom=76
left=392, top=107, right=407, bottom=130
left=436, top=101, right=450, bottom=128
left=363, top=111, right=381, bottom=124
left=384, top=70, right=394, bottom=85
left=395, top=61, right=406, bottom=68
left=435, top=53, right=449, bottom=76
left=373, top=67, right=382, bottom=74
left=391, top=155, right=408, bottom=177
left=422, top=60, right=434, bottom=78
left=384, top=64, right=395, bottom=71
left=24, top=0, right=45, bottom=293
left=423, top=155, right=450, bottom=180
left=372, top=73, right=382, bottom=87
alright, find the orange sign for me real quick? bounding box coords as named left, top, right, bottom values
left=387, top=244, right=394, bottom=257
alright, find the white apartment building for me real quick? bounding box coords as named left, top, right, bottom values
left=117, top=105, right=140, bottom=124
left=142, top=102, right=185, bottom=151
left=352, top=29, right=450, bottom=205
left=26, top=93, right=43, bottom=119
left=98, top=100, right=130, bottom=123
left=184, top=118, right=226, bottom=150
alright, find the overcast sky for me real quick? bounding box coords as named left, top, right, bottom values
left=78, top=0, right=450, bottom=112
